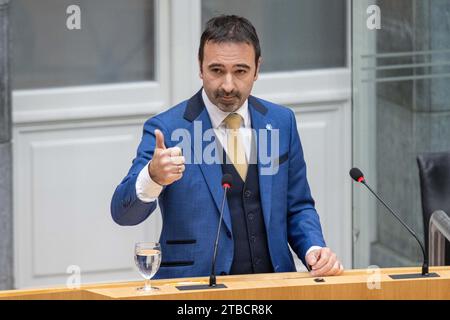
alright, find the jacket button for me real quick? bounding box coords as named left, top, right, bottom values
left=244, top=190, right=252, bottom=198
left=247, top=212, right=254, bottom=220
left=220, top=271, right=227, bottom=275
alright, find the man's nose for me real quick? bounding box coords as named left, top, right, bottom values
left=221, top=73, right=235, bottom=94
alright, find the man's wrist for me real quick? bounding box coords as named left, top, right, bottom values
left=148, top=161, right=164, bottom=187
left=305, top=246, right=322, bottom=271
left=136, top=161, right=164, bottom=202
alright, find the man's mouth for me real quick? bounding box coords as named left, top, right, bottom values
left=220, top=96, right=236, bottom=101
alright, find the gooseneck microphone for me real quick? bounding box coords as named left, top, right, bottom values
left=210, top=173, right=233, bottom=287
left=350, top=167, right=439, bottom=279
left=176, top=174, right=232, bottom=291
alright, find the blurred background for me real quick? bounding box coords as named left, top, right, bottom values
left=0, top=0, right=449, bottom=289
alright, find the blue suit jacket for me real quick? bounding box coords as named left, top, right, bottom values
left=111, top=89, right=326, bottom=279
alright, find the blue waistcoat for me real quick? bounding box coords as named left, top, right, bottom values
left=221, top=157, right=273, bottom=274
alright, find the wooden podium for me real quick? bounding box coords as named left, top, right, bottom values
left=1, top=266, right=449, bottom=300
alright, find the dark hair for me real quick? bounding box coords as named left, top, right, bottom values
left=198, top=15, right=261, bottom=70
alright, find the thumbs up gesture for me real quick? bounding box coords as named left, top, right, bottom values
left=148, top=129, right=185, bottom=186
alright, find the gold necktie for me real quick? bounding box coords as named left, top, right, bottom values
left=223, top=113, right=248, bottom=181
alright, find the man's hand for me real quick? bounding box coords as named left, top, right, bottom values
left=148, top=129, right=185, bottom=186
left=305, top=247, right=344, bottom=277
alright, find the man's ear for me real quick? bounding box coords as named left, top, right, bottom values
left=254, top=57, right=262, bottom=81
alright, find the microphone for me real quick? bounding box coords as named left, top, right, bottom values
left=350, top=167, right=439, bottom=279
left=210, top=173, right=233, bottom=287
left=176, top=174, right=232, bottom=291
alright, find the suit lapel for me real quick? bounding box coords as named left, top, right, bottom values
left=184, top=90, right=232, bottom=233
left=248, top=96, right=273, bottom=232
left=183, top=91, right=274, bottom=233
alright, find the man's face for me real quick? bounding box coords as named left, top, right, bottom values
left=200, top=41, right=261, bottom=112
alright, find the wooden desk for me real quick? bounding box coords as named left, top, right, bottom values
left=1, top=267, right=449, bottom=300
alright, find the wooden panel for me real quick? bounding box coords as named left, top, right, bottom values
left=1, top=267, right=449, bottom=300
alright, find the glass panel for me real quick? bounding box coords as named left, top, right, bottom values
left=352, top=0, right=450, bottom=268
left=202, top=0, right=346, bottom=73
left=11, top=0, right=155, bottom=89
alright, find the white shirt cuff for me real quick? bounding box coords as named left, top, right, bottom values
left=135, top=161, right=163, bottom=203
left=306, top=246, right=323, bottom=258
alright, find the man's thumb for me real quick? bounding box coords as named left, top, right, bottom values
left=155, top=129, right=166, bottom=149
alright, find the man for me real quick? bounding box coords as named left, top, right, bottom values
left=111, top=15, right=344, bottom=279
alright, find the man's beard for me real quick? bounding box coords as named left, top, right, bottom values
left=214, top=89, right=242, bottom=112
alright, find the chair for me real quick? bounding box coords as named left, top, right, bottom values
left=417, top=151, right=450, bottom=265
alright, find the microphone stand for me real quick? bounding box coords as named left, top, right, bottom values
left=176, top=183, right=230, bottom=291
left=210, top=183, right=230, bottom=287
left=358, top=178, right=439, bottom=279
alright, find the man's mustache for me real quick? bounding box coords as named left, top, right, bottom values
left=215, top=90, right=241, bottom=99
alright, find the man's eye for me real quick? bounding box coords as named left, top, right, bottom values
left=236, top=69, right=247, bottom=75
left=211, top=68, right=222, bottom=74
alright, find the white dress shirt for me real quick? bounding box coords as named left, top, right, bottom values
left=134, top=89, right=321, bottom=261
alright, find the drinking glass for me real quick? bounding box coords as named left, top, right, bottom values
left=134, top=242, right=161, bottom=292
